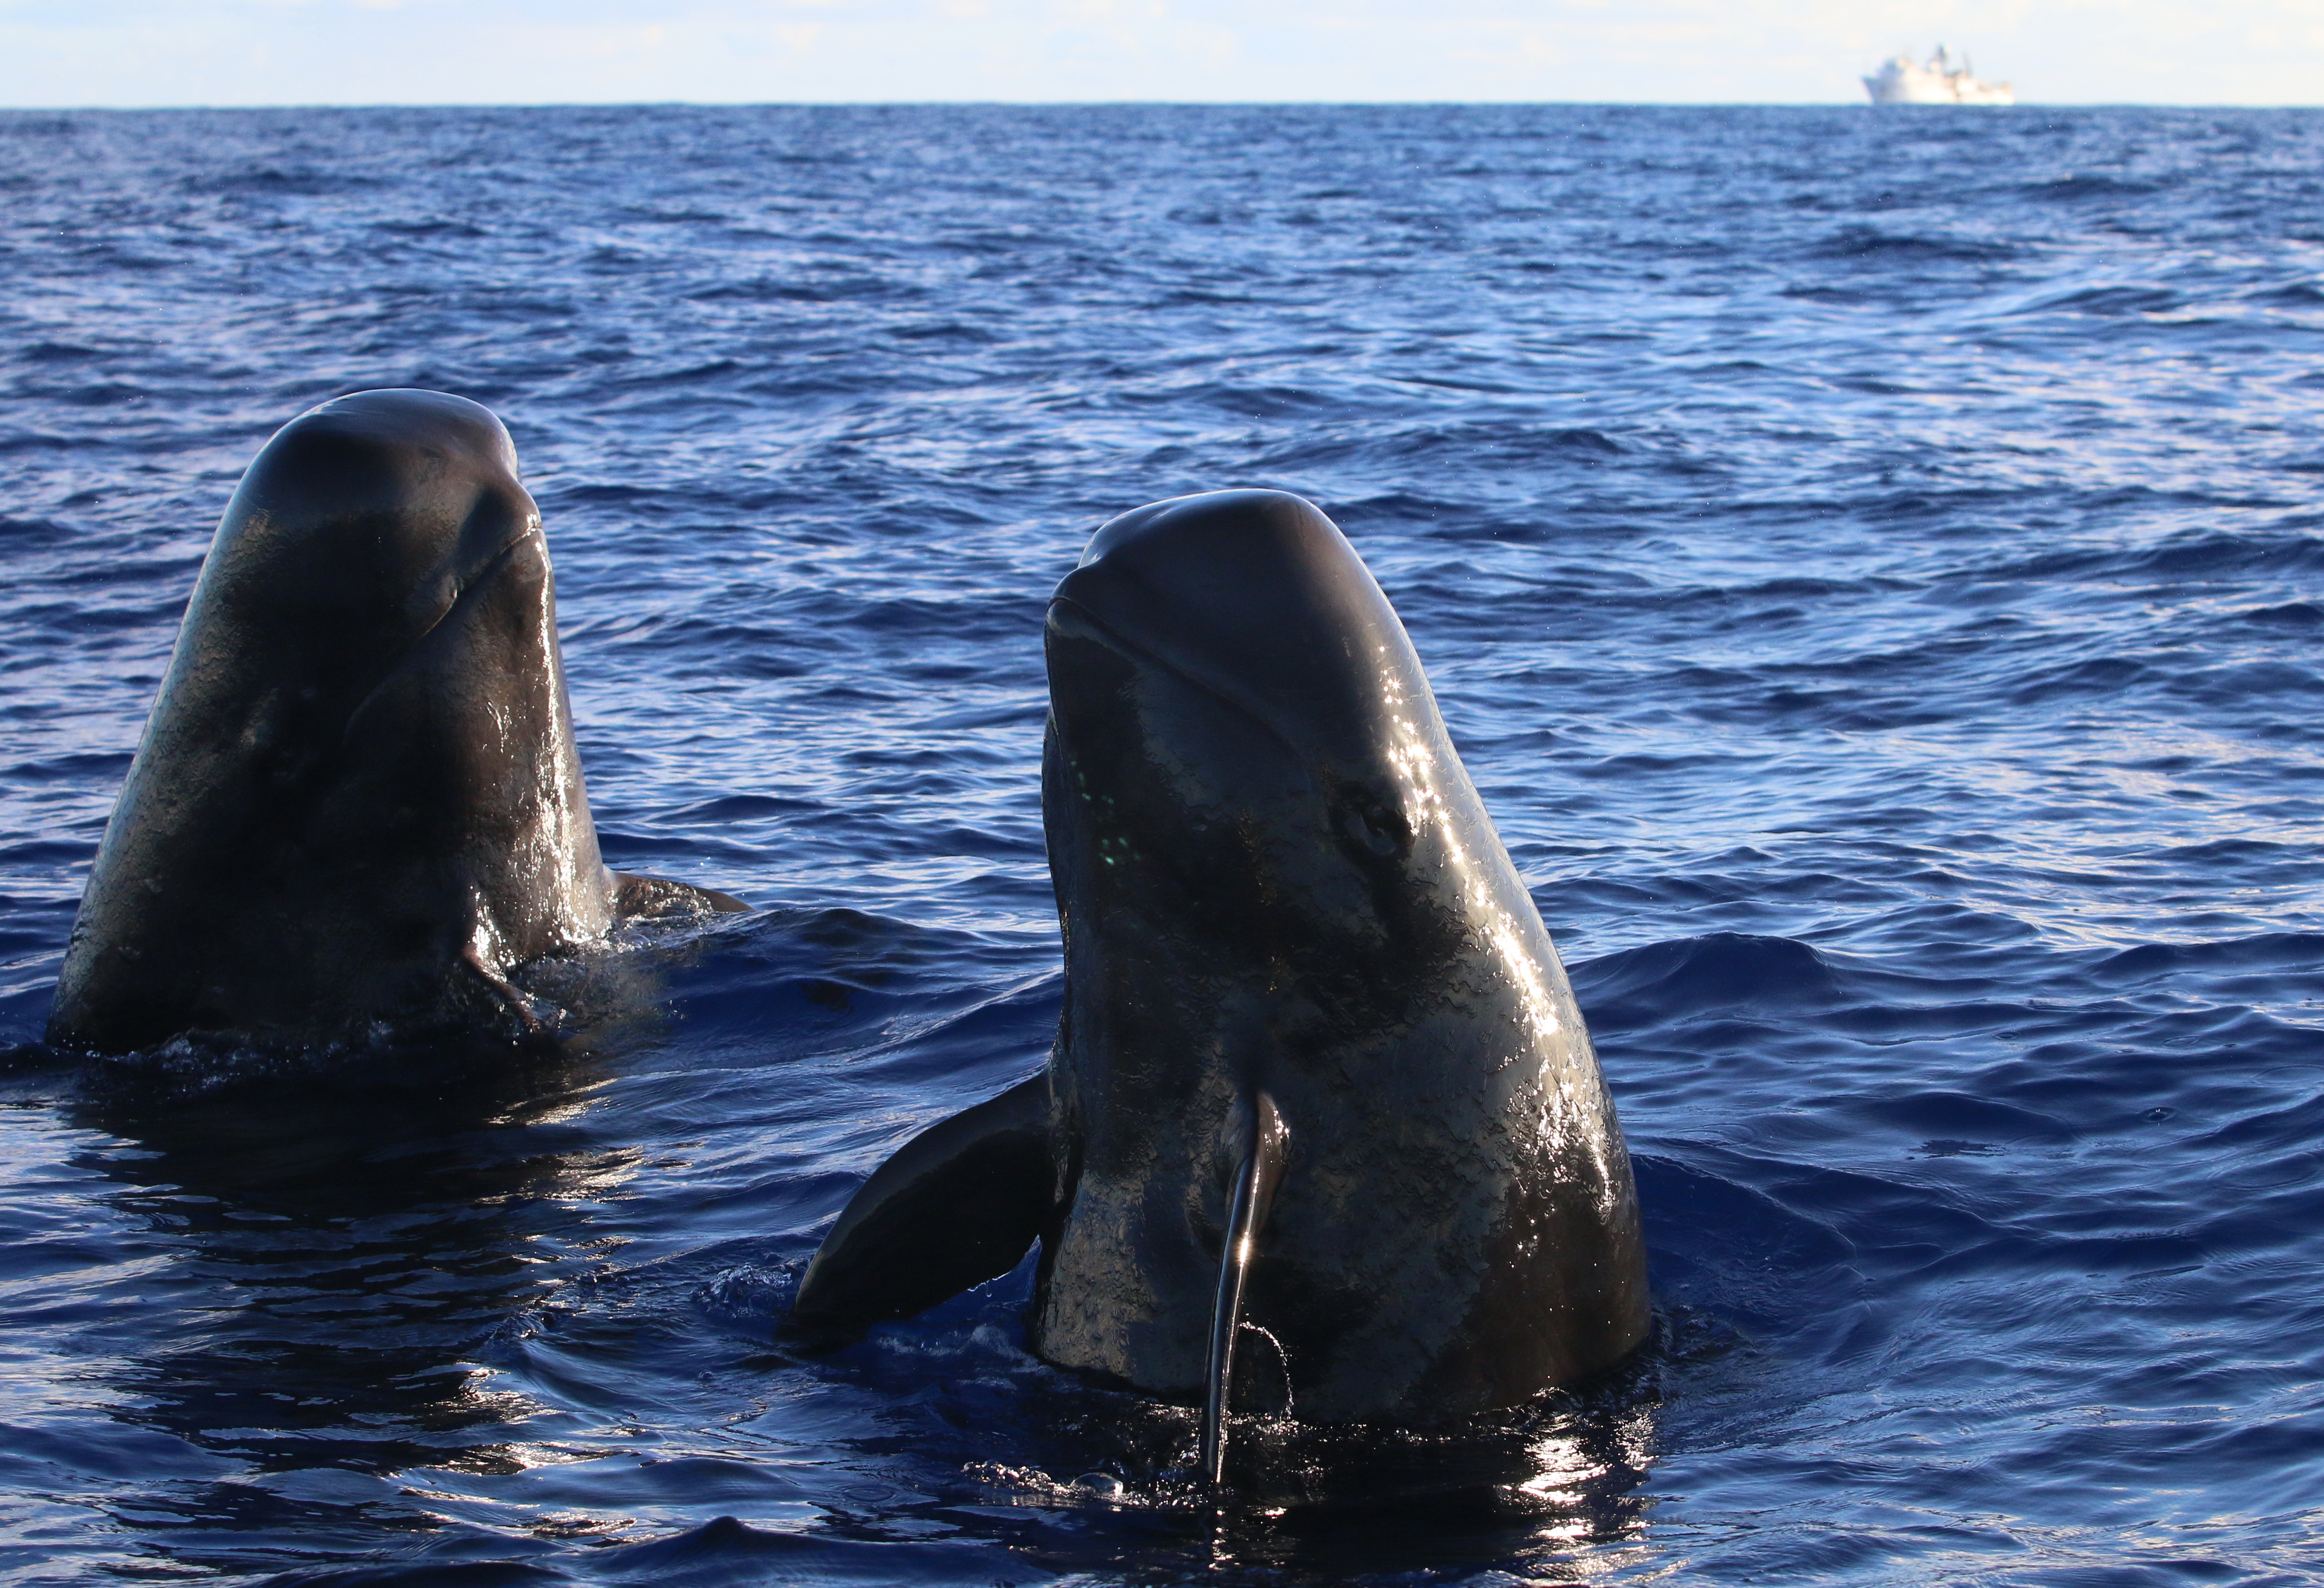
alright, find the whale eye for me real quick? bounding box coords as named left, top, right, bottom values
left=1342, top=801, right=1402, bottom=858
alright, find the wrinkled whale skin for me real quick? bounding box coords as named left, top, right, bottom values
left=49, top=389, right=729, bottom=1055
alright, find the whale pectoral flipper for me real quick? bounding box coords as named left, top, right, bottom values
left=790, top=1072, right=1052, bottom=1338
left=1200, top=1091, right=1287, bottom=1487
left=612, top=872, right=751, bottom=919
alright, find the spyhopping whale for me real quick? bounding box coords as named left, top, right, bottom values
left=48, top=389, right=741, bottom=1055
left=792, top=490, right=1649, bottom=1477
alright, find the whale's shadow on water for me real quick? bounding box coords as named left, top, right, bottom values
left=65, top=1044, right=620, bottom=1476
left=694, top=932, right=1878, bottom=1585
left=774, top=1211, right=1841, bottom=1585
left=10, top=915, right=1884, bottom=1587
left=743, top=1264, right=1679, bottom=1584
left=23, top=931, right=715, bottom=1574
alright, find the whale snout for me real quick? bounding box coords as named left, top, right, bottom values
left=1051, top=489, right=1436, bottom=779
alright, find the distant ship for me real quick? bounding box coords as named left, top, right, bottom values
left=1863, top=45, right=2015, bottom=105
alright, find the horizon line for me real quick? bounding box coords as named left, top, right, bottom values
left=7, top=98, right=2323, bottom=113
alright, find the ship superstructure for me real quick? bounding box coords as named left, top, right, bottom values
left=1863, top=46, right=2014, bottom=105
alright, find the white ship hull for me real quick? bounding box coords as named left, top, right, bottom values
left=1864, top=48, right=2014, bottom=106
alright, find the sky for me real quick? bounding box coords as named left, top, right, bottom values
left=1, top=0, right=2321, bottom=107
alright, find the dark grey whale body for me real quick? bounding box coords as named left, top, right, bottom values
left=795, top=490, right=1649, bottom=1462
left=49, top=389, right=739, bottom=1055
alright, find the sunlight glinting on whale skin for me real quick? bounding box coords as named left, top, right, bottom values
left=1376, top=632, right=1629, bottom=1220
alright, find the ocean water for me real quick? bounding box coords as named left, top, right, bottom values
left=2, top=103, right=2322, bottom=1586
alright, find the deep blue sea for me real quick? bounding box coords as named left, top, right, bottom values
left=2, top=103, right=2322, bottom=1586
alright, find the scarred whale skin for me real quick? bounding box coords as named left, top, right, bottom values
left=795, top=490, right=1649, bottom=1427
left=49, top=389, right=732, bottom=1055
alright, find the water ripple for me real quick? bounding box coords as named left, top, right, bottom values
left=0, top=104, right=2320, bottom=1585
